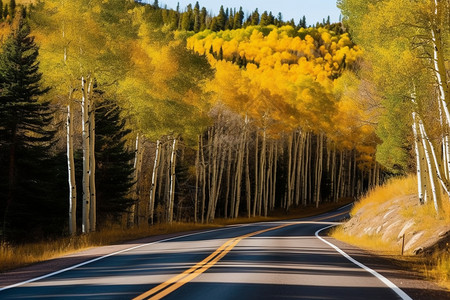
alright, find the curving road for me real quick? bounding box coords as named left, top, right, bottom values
left=0, top=207, right=416, bottom=299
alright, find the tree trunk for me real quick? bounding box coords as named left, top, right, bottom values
left=81, top=76, right=91, bottom=234
left=89, top=99, right=96, bottom=232
left=258, top=128, right=266, bottom=216
left=149, top=140, right=161, bottom=225
left=431, top=1, right=450, bottom=126
left=224, top=144, right=232, bottom=218
left=252, top=132, right=259, bottom=216
left=168, top=137, right=178, bottom=223
left=271, top=141, right=278, bottom=210
left=330, top=146, right=336, bottom=202
left=315, top=133, right=324, bottom=208
left=234, top=128, right=246, bottom=218
left=286, top=132, right=293, bottom=211
left=245, top=136, right=252, bottom=218
left=200, top=135, right=207, bottom=223
left=194, top=137, right=200, bottom=223
left=207, top=126, right=219, bottom=222
left=418, top=119, right=442, bottom=213
left=67, top=103, right=77, bottom=235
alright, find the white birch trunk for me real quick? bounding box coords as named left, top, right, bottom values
left=271, top=141, right=278, bottom=210
left=194, top=137, right=200, bottom=223
left=412, top=112, right=425, bottom=203
left=89, top=97, right=96, bottom=232
left=149, top=140, right=161, bottom=225
left=245, top=136, right=252, bottom=218
left=252, top=132, right=259, bottom=216
left=286, top=133, right=293, bottom=211
left=258, top=128, right=267, bottom=216
left=418, top=119, right=442, bottom=213
left=200, top=136, right=206, bottom=223
left=81, top=77, right=90, bottom=234
left=315, top=134, right=324, bottom=208
left=168, top=137, right=178, bottom=224
left=128, top=134, right=140, bottom=227
left=224, top=145, right=232, bottom=218
left=67, top=103, right=77, bottom=235
left=234, top=129, right=246, bottom=218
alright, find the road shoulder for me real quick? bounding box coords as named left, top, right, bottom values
left=321, top=236, right=449, bottom=300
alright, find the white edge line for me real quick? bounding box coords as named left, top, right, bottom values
left=315, top=225, right=413, bottom=300
left=0, top=225, right=248, bottom=292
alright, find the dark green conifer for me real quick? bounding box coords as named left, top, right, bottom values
left=251, top=8, right=260, bottom=25
left=95, top=99, right=135, bottom=225
left=193, top=1, right=200, bottom=32
left=216, top=5, right=226, bottom=30
left=199, top=7, right=207, bottom=31
left=233, top=7, right=244, bottom=29
left=0, top=17, right=57, bottom=241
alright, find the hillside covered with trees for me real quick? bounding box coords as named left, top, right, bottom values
left=1, top=0, right=445, bottom=244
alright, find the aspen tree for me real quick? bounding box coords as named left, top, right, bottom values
left=81, top=77, right=91, bottom=234
left=149, top=140, right=161, bottom=224
left=67, top=102, right=76, bottom=235
left=168, top=137, right=178, bottom=224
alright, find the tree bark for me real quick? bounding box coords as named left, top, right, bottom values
left=418, top=118, right=442, bottom=213
left=89, top=98, right=96, bottom=232
left=81, top=76, right=91, bottom=234
left=168, top=137, right=178, bottom=223
left=67, top=102, right=77, bottom=235
left=149, top=140, right=161, bottom=225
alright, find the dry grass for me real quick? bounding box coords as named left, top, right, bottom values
left=351, top=175, right=417, bottom=216
left=331, top=226, right=400, bottom=256
left=332, top=175, right=450, bottom=290
left=0, top=200, right=352, bottom=273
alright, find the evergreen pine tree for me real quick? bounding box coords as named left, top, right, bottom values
left=260, top=11, right=269, bottom=26
left=199, top=7, right=207, bottom=31
left=251, top=8, right=260, bottom=25
left=95, top=99, right=135, bottom=225
left=276, top=12, right=283, bottom=26
left=233, top=7, right=244, bottom=29
left=268, top=12, right=275, bottom=25
left=0, top=17, right=58, bottom=242
left=216, top=5, right=226, bottom=30
left=219, top=46, right=223, bottom=60
left=193, top=1, right=200, bottom=32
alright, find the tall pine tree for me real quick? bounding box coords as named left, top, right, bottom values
left=0, top=16, right=59, bottom=242
left=94, top=99, right=135, bottom=226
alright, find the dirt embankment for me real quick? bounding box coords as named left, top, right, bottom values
left=341, top=195, right=450, bottom=256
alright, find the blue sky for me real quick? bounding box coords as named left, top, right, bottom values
left=147, top=0, right=341, bottom=25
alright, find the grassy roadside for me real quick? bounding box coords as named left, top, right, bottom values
left=0, top=199, right=352, bottom=273
left=331, top=176, right=450, bottom=290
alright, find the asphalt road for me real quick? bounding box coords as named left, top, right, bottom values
left=0, top=207, right=416, bottom=299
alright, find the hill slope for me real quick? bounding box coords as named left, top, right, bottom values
left=332, top=176, right=450, bottom=289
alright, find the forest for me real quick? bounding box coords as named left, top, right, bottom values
left=0, top=0, right=447, bottom=243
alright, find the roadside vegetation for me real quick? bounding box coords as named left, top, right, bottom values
left=332, top=176, right=450, bottom=289
left=0, top=199, right=351, bottom=272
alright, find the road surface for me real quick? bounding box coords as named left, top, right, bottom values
left=0, top=207, right=421, bottom=299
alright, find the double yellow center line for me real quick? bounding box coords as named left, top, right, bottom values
left=133, top=210, right=348, bottom=300
left=132, top=223, right=291, bottom=300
